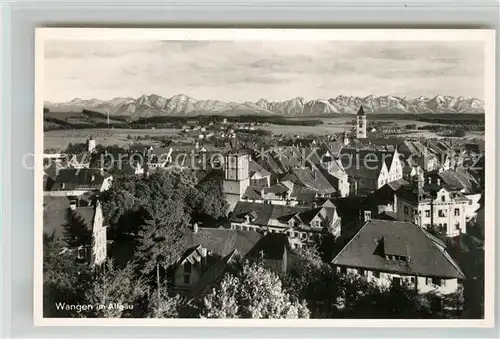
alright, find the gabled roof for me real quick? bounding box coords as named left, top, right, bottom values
left=281, top=167, right=336, bottom=194
left=438, top=169, right=480, bottom=194
left=242, top=186, right=264, bottom=200
left=245, top=233, right=290, bottom=261
left=181, top=228, right=262, bottom=259
left=249, top=159, right=271, bottom=177
left=340, top=149, right=389, bottom=180
left=332, top=219, right=466, bottom=279
left=230, top=201, right=336, bottom=230
left=51, top=168, right=106, bottom=191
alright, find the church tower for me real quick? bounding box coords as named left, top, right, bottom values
left=87, top=135, right=96, bottom=153
left=223, top=151, right=250, bottom=211
left=356, top=106, right=367, bottom=139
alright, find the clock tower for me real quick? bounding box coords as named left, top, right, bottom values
left=356, top=106, right=367, bottom=139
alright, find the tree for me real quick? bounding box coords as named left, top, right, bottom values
left=131, top=171, right=195, bottom=303
left=201, top=262, right=310, bottom=319
left=83, top=260, right=148, bottom=318
left=43, top=235, right=92, bottom=317
left=147, top=284, right=183, bottom=318
left=62, top=208, right=92, bottom=248
left=192, top=173, right=229, bottom=220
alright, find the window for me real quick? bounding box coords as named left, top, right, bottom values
left=358, top=268, right=365, bottom=276
left=411, top=277, right=415, bottom=283
left=340, top=266, right=347, bottom=274
left=183, top=274, right=190, bottom=284
left=404, top=206, right=409, bottom=215
left=432, top=277, right=442, bottom=286
left=184, top=262, right=192, bottom=274
left=438, top=209, right=445, bottom=217
left=441, top=195, right=445, bottom=202
left=393, top=277, right=401, bottom=287
left=373, top=271, right=380, bottom=278
left=443, top=223, right=448, bottom=231
left=454, top=208, right=460, bottom=216
left=426, top=277, right=432, bottom=285
left=456, top=222, right=460, bottom=230
left=425, top=210, right=430, bottom=217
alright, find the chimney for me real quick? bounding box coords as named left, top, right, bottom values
left=192, top=222, right=199, bottom=234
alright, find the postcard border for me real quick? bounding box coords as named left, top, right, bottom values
left=34, top=27, right=496, bottom=328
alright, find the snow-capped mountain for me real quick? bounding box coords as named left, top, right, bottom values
left=44, top=93, right=485, bottom=119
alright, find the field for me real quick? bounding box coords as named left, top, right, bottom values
left=43, top=114, right=485, bottom=151
left=261, top=115, right=484, bottom=140
left=44, top=128, right=182, bottom=150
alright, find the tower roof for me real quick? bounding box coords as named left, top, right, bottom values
left=356, top=106, right=365, bottom=116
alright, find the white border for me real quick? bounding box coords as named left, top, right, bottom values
left=34, top=28, right=496, bottom=327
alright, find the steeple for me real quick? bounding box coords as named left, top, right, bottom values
left=356, top=105, right=365, bottom=116
left=356, top=105, right=367, bottom=139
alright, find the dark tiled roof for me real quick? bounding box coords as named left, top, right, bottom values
left=332, top=219, right=465, bottom=279
left=51, top=168, right=106, bottom=191
left=249, top=159, right=271, bottom=177
left=181, top=228, right=262, bottom=258
left=282, top=168, right=336, bottom=194
left=340, top=149, right=388, bottom=180
left=242, top=186, right=263, bottom=200
left=245, top=233, right=289, bottom=261
left=438, top=169, right=480, bottom=194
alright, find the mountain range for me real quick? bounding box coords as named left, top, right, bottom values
left=44, top=94, right=485, bottom=119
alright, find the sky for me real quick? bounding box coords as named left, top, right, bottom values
left=44, top=40, right=485, bottom=103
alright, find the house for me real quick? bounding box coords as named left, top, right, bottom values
left=229, top=201, right=341, bottom=248
left=332, top=219, right=466, bottom=296
left=437, top=169, right=482, bottom=221
left=45, top=168, right=113, bottom=197
left=340, top=149, right=399, bottom=195
left=249, top=159, right=271, bottom=187
left=43, top=196, right=107, bottom=267
left=366, top=178, right=410, bottom=214
left=172, top=227, right=293, bottom=294
left=66, top=152, right=92, bottom=169
left=395, top=174, right=470, bottom=237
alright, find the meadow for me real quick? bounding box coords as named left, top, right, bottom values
left=43, top=113, right=485, bottom=151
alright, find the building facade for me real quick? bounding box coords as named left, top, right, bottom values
left=223, top=151, right=251, bottom=211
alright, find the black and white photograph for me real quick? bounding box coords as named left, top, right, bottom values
left=35, top=28, right=495, bottom=325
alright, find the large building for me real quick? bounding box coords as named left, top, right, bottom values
left=229, top=200, right=341, bottom=249
left=356, top=106, right=367, bottom=139
left=332, top=219, right=465, bottom=296
left=395, top=175, right=470, bottom=237
left=223, top=151, right=251, bottom=211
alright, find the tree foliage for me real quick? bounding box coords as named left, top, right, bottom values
left=83, top=260, right=149, bottom=318
left=201, top=262, right=310, bottom=319
left=191, top=173, right=229, bottom=221
left=62, top=208, right=92, bottom=248
left=43, top=235, right=92, bottom=317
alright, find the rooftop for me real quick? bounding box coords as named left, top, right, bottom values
left=332, top=219, right=466, bottom=279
